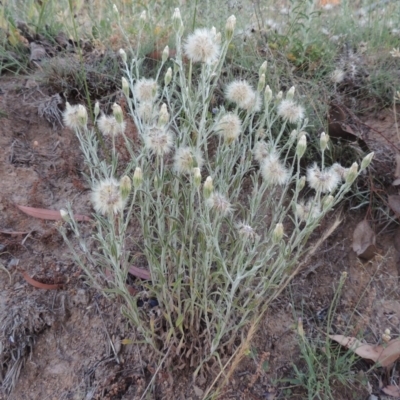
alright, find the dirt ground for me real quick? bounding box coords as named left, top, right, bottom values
left=1, top=72, right=400, bottom=400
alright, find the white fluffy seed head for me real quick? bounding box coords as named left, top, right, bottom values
left=261, top=153, right=289, bottom=185
left=174, top=147, right=204, bottom=174
left=330, top=68, right=345, bottom=84
left=295, top=198, right=321, bottom=222
left=184, top=28, right=220, bottom=64
left=253, top=141, right=272, bottom=164
left=97, top=114, right=126, bottom=137
left=143, top=127, right=174, bottom=156
left=225, top=80, right=260, bottom=111
left=216, top=113, right=242, bottom=143
left=133, top=78, right=158, bottom=102
left=206, top=192, right=233, bottom=216
left=277, top=99, right=304, bottom=124
left=91, top=178, right=125, bottom=215
left=307, top=163, right=341, bottom=193
left=236, top=222, right=258, bottom=241
left=138, top=101, right=154, bottom=122
left=63, top=103, right=88, bottom=130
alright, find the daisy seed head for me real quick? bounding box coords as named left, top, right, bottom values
left=277, top=99, right=304, bottom=124
left=63, top=102, right=88, bottom=130
left=216, top=113, right=242, bottom=144
left=138, top=102, right=153, bottom=122
left=92, top=178, right=125, bottom=216
left=206, top=192, right=233, bottom=216
left=133, top=78, right=158, bottom=103
left=184, top=28, right=220, bottom=64
left=261, top=152, right=290, bottom=185
left=143, top=127, right=174, bottom=156
left=225, top=80, right=260, bottom=112
left=296, top=198, right=321, bottom=222
left=253, top=140, right=271, bottom=164
left=98, top=114, right=126, bottom=137
left=307, top=163, right=340, bottom=193
left=174, top=146, right=204, bottom=174
left=237, top=222, right=258, bottom=241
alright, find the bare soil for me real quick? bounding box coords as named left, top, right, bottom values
left=1, top=73, right=400, bottom=400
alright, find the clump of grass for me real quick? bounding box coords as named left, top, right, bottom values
left=287, top=272, right=367, bottom=400
left=59, top=7, right=372, bottom=375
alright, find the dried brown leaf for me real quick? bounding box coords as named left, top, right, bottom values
left=329, top=335, right=381, bottom=362
left=352, top=219, right=377, bottom=260
left=17, top=205, right=91, bottom=222
left=377, top=339, right=400, bottom=367
left=382, top=384, right=400, bottom=397
left=128, top=265, right=151, bottom=280
left=389, top=195, right=400, bottom=216
left=21, top=271, right=62, bottom=290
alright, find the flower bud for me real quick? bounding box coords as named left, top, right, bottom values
left=286, top=86, right=295, bottom=100
left=264, top=85, right=273, bottom=104
left=119, top=48, right=127, bottom=63
left=225, top=15, right=236, bottom=41
left=296, top=134, right=307, bottom=158
left=382, top=328, right=391, bottom=343
left=361, top=152, right=374, bottom=171
left=345, top=162, right=358, bottom=185
left=94, top=101, right=100, bottom=119
left=120, top=175, right=132, bottom=201
left=276, top=91, right=283, bottom=101
left=297, top=317, right=304, bottom=338
left=113, top=4, right=119, bottom=14
left=133, top=167, right=143, bottom=188
left=158, top=103, right=169, bottom=127
left=112, top=103, right=124, bottom=124
left=122, top=77, right=129, bottom=97
left=322, top=194, right=334, bottom=210
left=203, top=176, right=213, bottom=199
left=164, top=67, right=172, bottom=86
left=193, top=167, right=201, bottom=188
left=257, top=73, right=266, bottom=93
left=272, top=222, right=284, bottom=243
left=139, top=11, right=147, bottom=28
left=259, top=61, right=267, bottom=76
left=320, top=131, right=329, bottom=151
left=162, top=45, right=169, bottom=63
left=297, top=175, right=306, bottom=191
left=77, top=105, right=88, bottom=127
left=172, top=8, right=183, bottom=34
left=60, top=209, right=70, bottom=222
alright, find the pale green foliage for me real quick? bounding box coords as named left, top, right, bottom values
left=59, top=9, right=369, bottom=372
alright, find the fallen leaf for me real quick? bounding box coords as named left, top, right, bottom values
left=128, top=265, right=151, bottom=280
left=193, top=385, right=204, bottom=397
left=392, top=178, right=400, bottom=186
left=17, top=205, right=91, bottom=221
left=382, top=384, right=400, bottom=397
left=329, top=335, right=382, bottom=363
left=377, top=339, right=400, bottom=367
left=352, top=219, right=378, bottom=260
left=21, top=271, right=62, bottom=289
left=329, top=335, right=400, bottom=368
left=388, top=195, right=400, bottom=217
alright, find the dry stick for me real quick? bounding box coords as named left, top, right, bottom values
left=139, top=346, right=171, bottom=400
left=94, top=297, right=120, bottom=365
left=202, top=216, right=343, bottom=399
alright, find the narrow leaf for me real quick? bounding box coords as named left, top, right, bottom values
left=382, top=384, right=400, bottom=397
left=388, top=195, right=400, bottom=216
left=329, top=335, right=381, bottom=362
left=377, top=339, right=400, bottom=367
left=17, top=205, right=91, bottom=221
left=128, top=265, right=151, bottom=280
left=21, top=271, right=62, bottom=289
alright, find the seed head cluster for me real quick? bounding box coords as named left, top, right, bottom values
left=261, top=153, right=289, bottom=185
left=144, top=127, right=174, bottom=156
left=174, top=147, right=204, bottom=174
left=277, top=99, right=304, bottom=124
left=97, top=114, right=126, bottom=137
left=307, top=163, right=341, bottom=193
left=216, top=113, right=242, bottom=143
left=133, top=78, right=158, bottom=103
